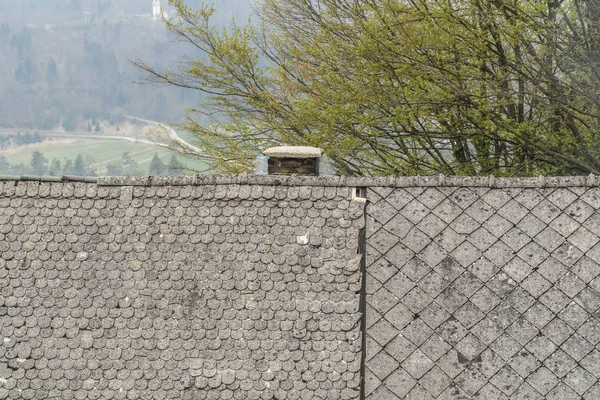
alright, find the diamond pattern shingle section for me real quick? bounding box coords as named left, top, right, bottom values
left=546, top=188, right=579, bottom=210
left=402, top=349, right=435, bottom=379
left=368, top=199, right=398, bottom=225
left=572, top=256, right=600, bottom=283
left=436, top=287, right=468, bottom=314
left=553, top=242, right=584, bottom=267
left=370, top=228, right=400, bottom=255
left=497, top=199, right=529, bottom=224
left=506, top=287, right=535, bottom=313
left=544, top=349, right=577, bottom=378
left=503, top=257, right=533, bottom=283
left=464, top=199, right=496, bottom=224
left=385, top=243, right=415, bottom=269
left=418, top=187, right=447, bottom=209
left=457, top=365, right=491, bottom=396
left=364, top=186, right=600, bottom=400
left=434, top=256, right=465, bottom=282
left=526, top=366, right=560, bottom=395
left=483, top=241, right=515, bottom=267
left=417, top=213, right=448, bottom=238
left=564, top=199, right=595, bottom=224
left=468, top=227, right=496, bottom=251
left=533, top=226, right=564, bottom=252
left=540, top=287, right=571, bottom=313
left=575, top=288, right=600, bottom=314
left=455, top=333, right=486, bottom=362
left=468, top=256, right=498, bottom=282
left=583, top=212, right=600, bottom=236
left=501, top=227, right=531, bottom=252
left=517, top=241, right=549, bottom=268
left=451, top=241, right=482, bottom=269
left=433, top=227, right=465, bottom=252
left=521, top=272, right=552, bottom=298
left=490, top=365, right=524, bottom=396
left=402, top=199, right=431, bottom=224
left=401, top=319, right=434, bottom=347
left=470, top=286, right=502, bottom=313
left=567, top=225, right=599, bottom=253
left=365, top=368, right=383, bottom=397
left=419, top=302, right=451, bottom=330
left=550, top=213, right=580, bottom=237
left=531, top=199, right=562, bottom=224
left=542, top=318, right=574, bottom=346
left=383, top=213, right=414, bottom=240
left=370, top=318, right=400, bottom=346
left=509, top=350, right=541, bottom=378
left=370, top=350, right=400, bottom=380
left=402, top=227, right=431, bottom=253
left=452, top=271, right=484, bottom=297
left=369, top=385, right=399, bottom=400
left=420, top=334, right=452, bottom=361
left=417, top=241, right=447, bottom=268
left=432, top=198, right=463, bottom=224
left=537, top=256, right=568, bottom=283
left=385, top=334, right=417, bottom=364
left=384, top=302, right=413, bottom=332
left=451, top=213, right=480, bottom=235
left=386, top=188, right=414, bottom=210
left=477, top=188, right=510, bottom=209
left=579, top=187, right=600, bottom=207
left=450, top=187, right=479, bottom=209
left=556, top=272, right=586, bottom=298
left=386, top=272, right=416, bottom=299
left=561, top=333, right=594, bottom=361
left=419, top=366, right=451, bottom=397
left=383, top=369, right=417, bottom=398
left=513, top=188, right=545, bottom=210
left=369, top=286, right=400, bottom=315
left=558, top=302, right=590, bottom=329
left=436, top=317, right=469, bottom=346
left=506, top=317, right=539, bottom=346
left=488, top=302, right=520, bottom=330
left=454, top=301, right=485, bottom=329
left=516, top=213, right=548, bottom=238
left=370, top=256, right=400, bottom=284
left=400, top=257, right=431, bottom=282
left=402, top=287, right=434, bottom=313
left=564, top=366, right=596, bottom=395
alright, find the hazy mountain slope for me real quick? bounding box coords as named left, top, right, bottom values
left=0, top=0, right=254, bottom=130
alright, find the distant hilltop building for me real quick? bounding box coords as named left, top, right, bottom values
left=152, top=0, right=165, bottom=20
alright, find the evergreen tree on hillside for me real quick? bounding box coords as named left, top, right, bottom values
left=73, top=154, right=85, bottom=176
left=49, top=158, right=62, bottom=176
left=30, top=151, right=48, bottom=175
left=46, top=57, right=59, bottom=83
left=106, top=161, right=123, bottom=176
left=148, top=153, right=165, bottom=176
left=63, top=159, right=74, bottom=175
left=0, top=156, right=10, bottom=174
left=167, top=155, right=184, bottom=176
left=121, top=152, right=139, bottom=176
left=84, top=155, right=97, bottom=176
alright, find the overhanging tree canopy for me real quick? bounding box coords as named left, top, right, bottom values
left=135, top=0, right=600, bottom=176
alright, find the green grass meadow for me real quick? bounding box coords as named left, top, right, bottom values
left=1, top=138, right=209, bottom=176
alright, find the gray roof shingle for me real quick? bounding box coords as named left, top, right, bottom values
left=0, top=178, right=364, bottom=400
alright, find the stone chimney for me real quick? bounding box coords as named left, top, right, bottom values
left=262, top=146, right=324, bottom=176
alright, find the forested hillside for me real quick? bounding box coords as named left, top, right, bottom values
left=0, top=0, right=252, bottom=131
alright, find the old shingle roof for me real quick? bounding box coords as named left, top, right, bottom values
left=0, top=177, right=365, bottom=400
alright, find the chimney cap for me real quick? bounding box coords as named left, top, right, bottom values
left=263, top=146, right=324, bottom=159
